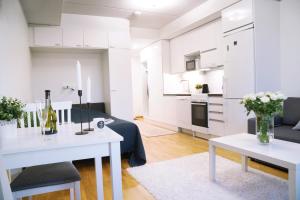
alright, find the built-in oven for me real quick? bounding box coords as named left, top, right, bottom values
left=191, top=101, right=208, bottom=128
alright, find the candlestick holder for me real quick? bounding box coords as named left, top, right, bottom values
left=83, top=102, right=94, bottom=131
left=75, top=90, right=88, bottom=135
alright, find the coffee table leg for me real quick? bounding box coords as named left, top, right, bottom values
left=241, top=155, right=248, bottom=172
left=289, top=167, right=300, bottom=200
left=209, top=144, right=216, bottom=181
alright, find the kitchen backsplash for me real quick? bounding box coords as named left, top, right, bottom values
left=163, top=69, right=224, bottom=94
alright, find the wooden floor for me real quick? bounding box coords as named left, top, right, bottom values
left=31, top=131, right=288, bottom=200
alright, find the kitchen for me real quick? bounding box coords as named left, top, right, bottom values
left=136, top=0, right=280, bottom=139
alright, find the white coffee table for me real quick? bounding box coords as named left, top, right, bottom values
left=209, top=133, right=300, bottom=200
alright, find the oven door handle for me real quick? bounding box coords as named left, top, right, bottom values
left=191, top=102, right=207, bottom=105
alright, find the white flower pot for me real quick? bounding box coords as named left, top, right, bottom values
left=195, top=89, right=202, bottom=94
left=0, top=120, right=18, bottom=139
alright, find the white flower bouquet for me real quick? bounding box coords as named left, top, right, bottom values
left=241, top=92, right=286, bottom=144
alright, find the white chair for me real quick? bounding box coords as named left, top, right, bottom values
left=52, top=101, right=72, bottom=125
left=20, top=103, right=38, bottom=128
left=11, top=101, right=80, bottom=200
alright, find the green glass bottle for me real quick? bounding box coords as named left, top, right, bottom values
left=44, top=90, right=57, bottom=134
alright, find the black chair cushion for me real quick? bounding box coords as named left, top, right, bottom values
left=11, top=162, right=80, bottom=192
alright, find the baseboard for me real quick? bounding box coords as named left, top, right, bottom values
left=143, top=117, right=178, bottom=132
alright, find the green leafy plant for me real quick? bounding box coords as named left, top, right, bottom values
left=0, top=97, right=24, bottom=121
left=195, top=84, right=203, bottom=90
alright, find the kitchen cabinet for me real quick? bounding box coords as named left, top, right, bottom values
left=222, top=0, right=253, bottom=33
left=62, top=28, right=83, bottom=48
left=33, top=27, right=62, bottom=47
left=170, top=36, right=185, bottom=74
left=109, top=32, right=131, bottom=49
left=200, top=49, right=219, bottom=68
left=84, top=30, right=108, bottom=49
left=176, top=97, right=191, bottom=130
left=199, top=21, right=218, bottom=52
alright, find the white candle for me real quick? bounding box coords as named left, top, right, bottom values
left=87, top=77, right=91, bottom=102
left=76, top=60, right=82, bottom=90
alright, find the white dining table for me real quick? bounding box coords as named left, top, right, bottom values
left=0, top=124, right=124, bottom=200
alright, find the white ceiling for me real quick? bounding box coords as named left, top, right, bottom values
left=63, top=0, right=208, bottom=29
left=20, top=0, right=63, bottom=25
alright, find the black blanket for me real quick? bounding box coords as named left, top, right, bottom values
left=71, top=108, right=146, bottom=167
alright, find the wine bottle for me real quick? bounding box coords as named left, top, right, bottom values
left=44, top=90, right=57, bottom=134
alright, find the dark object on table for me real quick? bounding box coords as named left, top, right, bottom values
left=248, top=97, right=300, bottom=171
left=75, top=90, right=88, bottom=135
left=202, top=84, right=209, bottom=93
left=72, top=103, right=146, bottom=167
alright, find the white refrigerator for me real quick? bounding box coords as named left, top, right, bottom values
left=222, top=0, right=280, bottom=135
left=223, top=26, right=255, bottom=134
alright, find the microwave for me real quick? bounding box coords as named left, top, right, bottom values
left=186, top=59, right=199, bottom=71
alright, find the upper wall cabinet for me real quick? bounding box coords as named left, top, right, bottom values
left=63, top=28, right=83, bottom=48
left=199, top=21, right=218, bottom=52
left=33, top=27, right=62, bottom=47
left=30, top=26, right=127, bottom=50
left=170, top=36, right=185, bottom=74
left=109, top=32, right=131, bottom=49
left=84, top=30, right=108, bottom=49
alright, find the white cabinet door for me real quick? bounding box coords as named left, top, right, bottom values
left=200, top=21, right=218, bottom=52
left=34, top=27, right=62, bottom=47
left=84, top=30, right=108, bottom=49
left=62, top=28, right=83, bottom=48
left=222, top=0, right=253, bottom=33
left=170, top=37, right=185, bottom=74
left=176, top=98, right=191, bottom=129
left=200, top=50, right=218, bottom=68
left=223, top=28, right=255, bottom=99
left=109, top=32, right=130, bottom=49
left=108, top=49, right=133, bottom=121
left=223, top=99, right=248, bottom=135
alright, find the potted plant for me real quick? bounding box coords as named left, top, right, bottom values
left=0, top=97, right=24, bottom=138
left=195, top=84, right=203, bottom=94
left=241, top=92, right=286, bottom=144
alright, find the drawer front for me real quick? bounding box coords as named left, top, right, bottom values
left=209, top=97, right=223, bottom=104
left=209, top=112, right=223, bottom=121
left=209, top=104, right=223, bottom=112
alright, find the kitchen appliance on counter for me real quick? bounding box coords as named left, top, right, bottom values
left=202, top=84, right=209, bottom=93
left=191, top=94, right=209, bottom=135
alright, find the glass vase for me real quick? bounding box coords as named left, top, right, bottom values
left=256, top=115, right=274, bottom=144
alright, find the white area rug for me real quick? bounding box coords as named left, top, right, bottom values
left=134, top=121, right=176, bottom=137
left=127, top=153, right=288, bottom=200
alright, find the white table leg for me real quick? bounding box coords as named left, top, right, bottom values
left=209, top=143, right=216, bottom=182
left=241, top=155, right=248, bottom=172
left=110, top=142, right=123, bottom=200
left=95, top=156, right=104, bottom=200
left=289, top=166, right=300, bottom=200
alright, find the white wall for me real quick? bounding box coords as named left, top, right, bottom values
left=280, top=0, right=300, bottom=97
left=31, top=51, right=104, bottom=104
left=0, top=0, right=32, bottom=102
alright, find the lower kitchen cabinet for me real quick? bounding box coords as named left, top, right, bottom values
left=176, top=97, right=192, bottom=130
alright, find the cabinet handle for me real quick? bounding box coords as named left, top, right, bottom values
left=85, top=44, right=90, bottom=47
left=76, top=44, right=82, bottom=47
left=55, top=43, right=61, bottom=46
